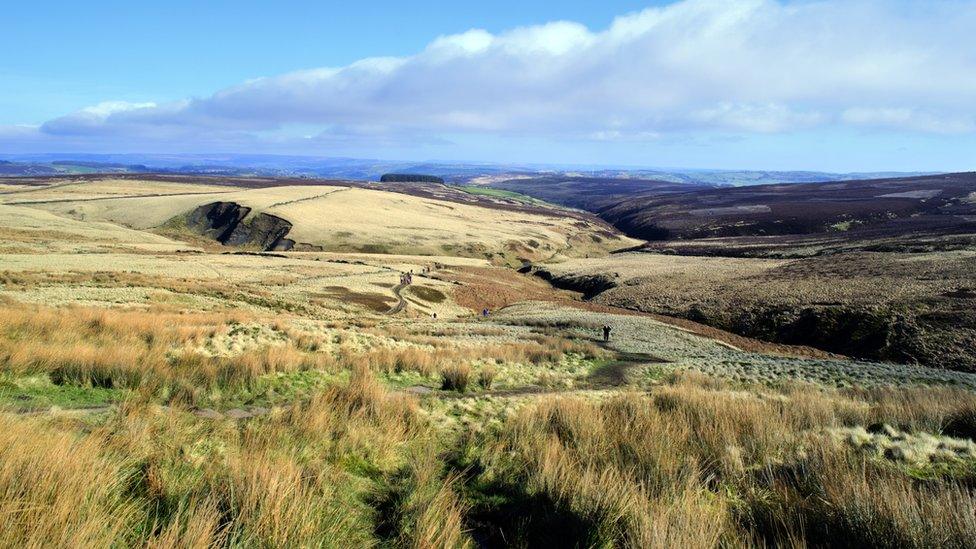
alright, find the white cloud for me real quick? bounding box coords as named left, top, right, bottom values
left=841, top=107, right=976, bottom=134
left=426, top=29, right=494, bottom=56
left=79, top=101, right=157, bottom=117
left=14, top=0, right=976, bottom=152
left=690, top=103, right=824, bottom=133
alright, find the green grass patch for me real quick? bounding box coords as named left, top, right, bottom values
left=380, top=369, right=436, bottom=390
left=217, top=369, right=349, bottom=408
left=454, top=185, right=549, bottom=205
left=0, top=374, right=122, bottom=411
left=407, top=286, right=447, bottom=304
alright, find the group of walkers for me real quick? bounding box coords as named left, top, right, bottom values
left=402, top=265, right=435, bottom=286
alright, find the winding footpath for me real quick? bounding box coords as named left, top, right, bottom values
left=385, top=282, right=408, bottom=315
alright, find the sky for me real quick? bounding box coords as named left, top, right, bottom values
left=2, top=0, right=975, bottom=172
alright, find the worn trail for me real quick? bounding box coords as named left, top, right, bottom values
left=385, top=283, right=408, bottom=315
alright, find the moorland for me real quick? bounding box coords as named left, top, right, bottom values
left=1, top=173, right=975, bottom=547
left=493, top=173, right=976, bottom=373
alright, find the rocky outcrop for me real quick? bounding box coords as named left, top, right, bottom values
left=522, top=266, right=618, bottom=299
left=185, top=202, right=294, bottom=251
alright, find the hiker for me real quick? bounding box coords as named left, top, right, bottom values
left=431, top=312, right=437, bottom=319
left=602, top=325, right=612, bottom=342
left=482, top=308, right=490, bottom=318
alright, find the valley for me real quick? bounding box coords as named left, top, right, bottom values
left=1, top=174, right=975, bottom=547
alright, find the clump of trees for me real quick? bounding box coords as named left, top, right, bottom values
left=379, top=173, right=445, bottom=184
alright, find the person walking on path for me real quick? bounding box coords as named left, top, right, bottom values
left=602, top=325, right=612, bottom=342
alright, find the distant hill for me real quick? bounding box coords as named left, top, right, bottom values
left=594, top=172, right=976, bottom=241
left=0, top=153, right=933, bottom=186
left=482, top=176, right=714, bottom=211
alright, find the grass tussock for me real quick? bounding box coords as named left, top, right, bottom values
left=464, top=376, right=976, bottom=547
left=478, top=365, right=497, bottom=390
left=0, top=415, right=141, bottom=547
left=441, top=364, right=472, bottom=393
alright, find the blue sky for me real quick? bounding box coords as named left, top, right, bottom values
left=2, top=0, right=975, bottom=172
left=1, top=1, right=656, bottom=123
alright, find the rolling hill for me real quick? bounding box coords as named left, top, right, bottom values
left=0, top=175, right=639, bottom=264
left=595, top=172, right=976, bottom=242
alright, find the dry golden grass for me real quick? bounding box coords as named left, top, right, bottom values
left=0, top=304, right=335, bottom=405
left=441, top=364, right=472, bottom=393
left=0, top=269, right=318, bottom=314
left=0, top=366, right=472, bottom=547
left=0, top=415, right=141, bottom=547
left=2, top=298, right=975, bottom=547
left=467, top=376, right=976, bottom=547
left=24, top=181, right=634, bottom=262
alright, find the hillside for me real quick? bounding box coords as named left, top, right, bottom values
left=0, top=175, right=639, bottom=264
left=596, top=172, right=976, bottom=241
left=1, top=173, right=975, bottom=548
left=531, top=251, right=976, bottom=372
left=481, top=175, right=712, bottom=211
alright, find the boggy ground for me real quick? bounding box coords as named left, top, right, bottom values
left=2, top=186, right=976, bottom=547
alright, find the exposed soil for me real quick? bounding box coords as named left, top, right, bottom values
left=185, top=201, right=294, bottom=251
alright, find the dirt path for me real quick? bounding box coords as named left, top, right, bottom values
left=385, top=283, right=408, bottom=314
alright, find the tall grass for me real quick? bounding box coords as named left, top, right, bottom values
left=0, top=415, right=141, bottom=547
left=4, top=303, right=975, bottom=546
left=467, top=376, right=976, bottom=547
left=0, top=305, right=348, bottom=404
left=0, top=366, right=472, bottom=547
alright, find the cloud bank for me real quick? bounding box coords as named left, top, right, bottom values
left=7, top=0, right=976, bottom=158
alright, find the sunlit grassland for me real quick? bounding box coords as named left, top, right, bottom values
left=0, top=302, right=975, bottom=547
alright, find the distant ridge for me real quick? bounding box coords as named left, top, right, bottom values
left=0, top=153, right=935, bottom=187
